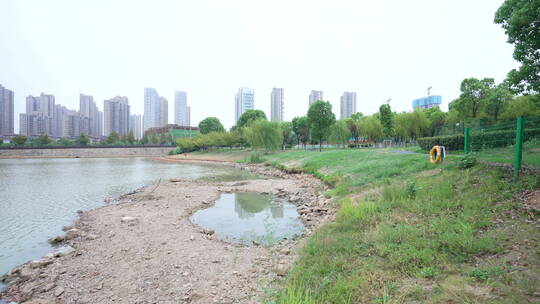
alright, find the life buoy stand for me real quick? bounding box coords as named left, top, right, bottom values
left=429, top=145, right=443, bottom=164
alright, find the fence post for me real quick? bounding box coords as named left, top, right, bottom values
left=513, top=116, right=524, bottom=180
left=464, top=127, right=471, bottom=154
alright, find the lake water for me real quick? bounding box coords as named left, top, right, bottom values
left=0, top=157, right=253, bottom=277
left=191, top=192, right=304, bottom=246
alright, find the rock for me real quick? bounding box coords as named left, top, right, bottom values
left=64, top=228, right=80, bottom=240
left=86, top=234, right=98, bottom=240
left=30, top=259, right=53, bottom=269
left=280, top=248, right=291, bottom=255
left=62, top=225, right=73, bottom=231
left=201, top=228, right=215, bottom=235
left=120, top=216, right=138, bottom=225
left=53, top=245, right=75, bottom=257
left=48, top=235, right=64, bottom=244
left=273, top=263, right=288, bottom=276
left=42, top=282, right=56, bottom=292
left=54, top=287, right=65, bottom=297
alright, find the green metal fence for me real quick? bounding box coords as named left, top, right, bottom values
left=463, top=116, right=540, bottom=179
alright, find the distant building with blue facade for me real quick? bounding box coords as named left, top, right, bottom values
left=412, top=95, right=442, bottom=109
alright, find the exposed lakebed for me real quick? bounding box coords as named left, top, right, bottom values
left=0, top=157, right=255, bottom=277
left=190, top=192, right=304, bottom=245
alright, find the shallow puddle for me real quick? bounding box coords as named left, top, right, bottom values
left=190, top=192, right=304, bottom=245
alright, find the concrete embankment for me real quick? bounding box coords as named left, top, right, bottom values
left=0, top=146, right=175, bottom=159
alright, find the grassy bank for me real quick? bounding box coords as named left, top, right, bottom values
left=186, top=148, right=539, bottom=303
left=263, top=149, right=539, bottom=303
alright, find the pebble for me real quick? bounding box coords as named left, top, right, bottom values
left=54, top=287, right=65, bottom=297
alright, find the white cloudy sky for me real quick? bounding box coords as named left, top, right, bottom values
left=1, top=0, right=516, bottom=131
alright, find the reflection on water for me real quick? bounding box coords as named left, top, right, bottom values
left=0, top=157, right=254, bottom=276
left=191, top=192, right=303, bottom=245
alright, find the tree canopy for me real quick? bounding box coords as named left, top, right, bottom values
left=244, top=120, right=282, bottom=151
left=237, top=110, right=267, bottom=128
left=292, top=116, right=310, bottom=148
left=379, top=104, right=394, bottom=138
left=307, top=101, right=336, bottom=151
left=495, top=0, right=540, bottom=93
left=198, top=117, right=225, bottom=134
left=12, top=134, right=27, bottom=146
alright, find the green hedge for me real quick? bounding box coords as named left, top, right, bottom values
left=418, top=128, right=540, bottom=151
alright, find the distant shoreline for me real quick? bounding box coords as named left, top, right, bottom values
left=0, top=146, right=175, bottom=159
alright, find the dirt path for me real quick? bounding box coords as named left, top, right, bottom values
left=1, top=164, right=332, bottom=304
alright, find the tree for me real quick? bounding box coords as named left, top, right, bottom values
left=350, top=112, right=364, bottom=121
left=485, top=85, right=513, bottom=121
left=12, top=135, right=27, bottom=146
left=199, top=117, right=225, bottom=134
left=150, top=134, right=159, bottom=145
left=379, top=104, right=394, bottom=138
left=124, top=132, right=135, bottom=145
left=159, top=133, right=169, bottom=145
left=449, top=78, right=495, bottom=119
left=237, top=110, right=267, bottom=128
left=106, top=132, right=120, bottom=145
left=329, top=120, right=351, bottom=148
left=423, top=107, right=447, bottom=136
left=37, top=134, right=52, bottom=146
left=292, top=116, right=310, bottom=149
left=345, top=118, right=360, bottom=144
left=0, top=138, right=3, bottom=145
left=394, top=110, right=430, bottom=141
left=76, top=133, right=89, bottom=145
left=495, top=0, right=540, bottom=93
left=140, top=134, right=149, bottom=145
left=280, top=121, right=293, bottom=150
left=244, top=120, right=282, bottom=151
left=58, top=137, right=72, bottom=146
left=307, top=101, right=336, bottom=151
left=358, top=115, right=383, bottom=142
left=501, top=95, right=540, bottom=119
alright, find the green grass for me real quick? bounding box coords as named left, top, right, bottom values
left=261, top=148, right=539, bottom=304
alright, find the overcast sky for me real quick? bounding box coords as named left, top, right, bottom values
left=0, top=0, right=516, bottom=131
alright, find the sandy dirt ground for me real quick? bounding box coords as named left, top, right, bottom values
left=1, top=163, right=332, bottom=304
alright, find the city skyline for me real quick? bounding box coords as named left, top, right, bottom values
left=0, top=1, right=516, bottom=131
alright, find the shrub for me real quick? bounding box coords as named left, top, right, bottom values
left=245, top=152, right=266, bottom=163
left=458, top=154, right=477, bottom=169
left=417, top=128, right=540, bottom=151
left=405, top=181, right=417, bottom=199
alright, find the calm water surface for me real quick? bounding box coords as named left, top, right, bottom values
left=191, top=192, right=304, bottom=245
left=0, top=157, right=251, bottom=276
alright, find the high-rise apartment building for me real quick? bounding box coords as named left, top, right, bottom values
left=0, top=85, right=14, bottom=137
left=235, top=87, right=255, bottom=122
left=340, top=91, right=357, bottom=119
left=104, top=96, right=130, bottom=136
left=309, top=90, right=323, bottom=106
left=20, top=93, right=55, bottom=137
left=143, top=88, right=168, bottom=131
left=270, top=88, right=284, bottom=122
left=129, top=114, right=143, bottom=140
left=159, top=97, right=168, bottom=126
left=174, top=91, right=191, bottom=127
left=79, top=94, right=102, bottom=139
left=54, top=104, right=68, bottom=138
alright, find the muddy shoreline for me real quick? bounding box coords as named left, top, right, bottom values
left=1, top=160, right=333, bottom=304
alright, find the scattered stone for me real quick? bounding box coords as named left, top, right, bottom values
left=280, top=248, right=291, bottom=255
left=30, top=259, right=53, bottom=269
left=42, top=282, right=56, bottom=292
left=201, top=228, right=215, bottom=235
left=120, top=216, right=138, bottom=225
left=54, top=287, right=65, bottom=297
left=64, top=228, right=81, bottom=240
left=53, top=245, right=75, bottom=257
left=273, top=261, right=288, bottom=276
left=48, top=235, right=64, bottom=244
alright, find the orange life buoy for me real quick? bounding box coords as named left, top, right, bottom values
left=429, top=145, right=442, bottom=164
